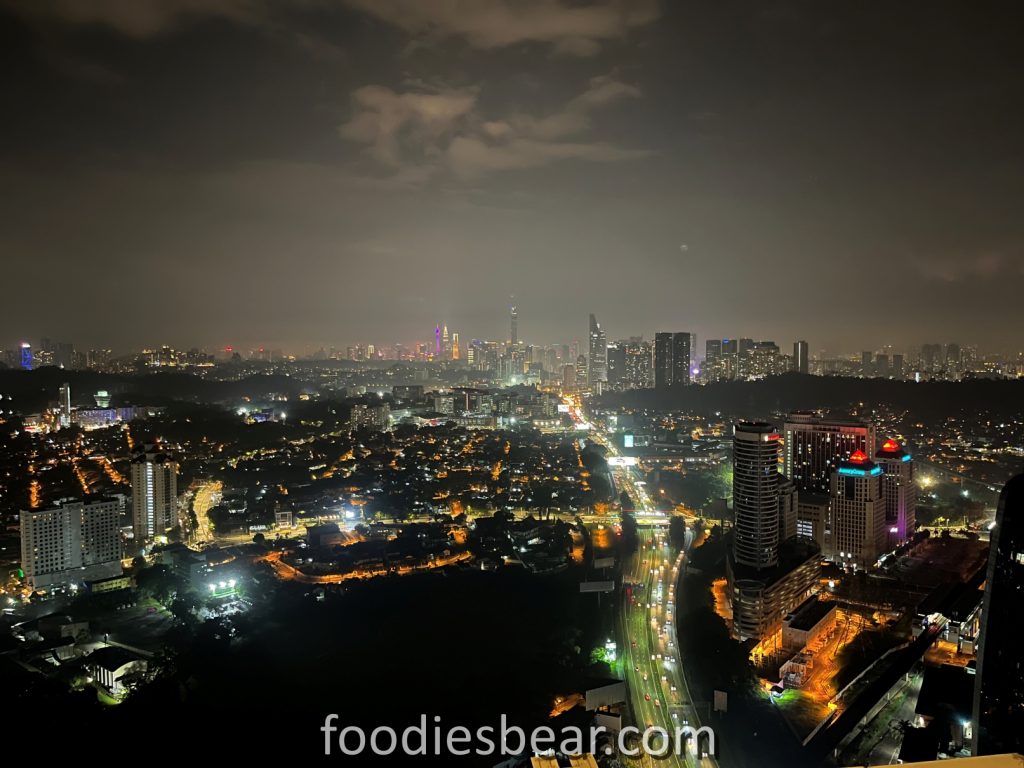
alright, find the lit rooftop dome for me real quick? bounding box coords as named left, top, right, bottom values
left=848, top=449, right=868, bottom=463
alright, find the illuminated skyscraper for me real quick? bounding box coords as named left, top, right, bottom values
left=830, top=450, right=886, bottom=569
left=510, top=301, right=518, bottom=345
left=972, top=474, right=1024, bottom=755
left=783, top=412, right=876, bottom=494
left=794, top=340, right=809, bottom=374
left=587, top=314, right=607, bottom=390
left=875, top=438, right=915, bottom=546
left=733, top=422, right=782, bottom=570
left=130, top=444, right=178, bottom=543
left=20, top=342, right=32, bottom=370
left=58, top=382, right=71, bottom=428
left=434, top=325, right=441, bottom=357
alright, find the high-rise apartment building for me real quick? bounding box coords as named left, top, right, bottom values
left=131, top=445, right=178, bottom=543
left=783, top=412, right=876, bottom=493
left=21, top=498, right=123, bottom=589
left=623, top=338, right=652, bottom=389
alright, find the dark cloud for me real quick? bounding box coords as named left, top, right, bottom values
left=1, top=0, right=1023, bottom=353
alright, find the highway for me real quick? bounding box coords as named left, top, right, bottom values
left=563, top=394, right=715, bottom=764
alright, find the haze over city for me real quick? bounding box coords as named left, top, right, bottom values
left=3, top=0, right=1023, bottom=352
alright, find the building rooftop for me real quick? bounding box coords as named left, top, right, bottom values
left=786, top=595, right=836, bottom=632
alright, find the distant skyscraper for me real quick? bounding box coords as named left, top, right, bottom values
left=588, top=314, right=607, bottom=390
left=875, top=438, right=916, bottom=546
left=705, top=339, right=723, bottom=382
left=20, top=342, right=32, bottom=370
left=892, top=353, right=905, bottom=379
left=20, top=498, right=123, bottom=589
left=131, top=444, right=178, bottom=543
left=451, top=332, right=460, bottom=361
left=861, top=351, right=874, bottom=377
left=434, top=325, right=441, bottom=357
left=510, top=302, right=518, bottom=345
left=672, top=332, right=691, bottom=386
left=653, top=331, right=691, bottom=388
left=654, top=332, right=673, bottom=390
left=623, top=338, right=652, bottom=389
left=875, top=353, right=890, bottom=378
left=733, top=422, right=782, bottom=570
left=783, top=412, right=876, bottom=494
left=606, top=341, right=626, bottom=388
left=749, top=341, right=779, bottom=378
left=58, top=382, right=71, bottom=428
left=972, top=474, right=1024, bottom=756
left=921, top=343, right=942, bottom=373
left=946, top=343, right=962, bottom=374
left=442, top=325, right=450, bottom=357
left=561, top=363, right=576, bottom=391
left=794, top=340, right=809, bottom=374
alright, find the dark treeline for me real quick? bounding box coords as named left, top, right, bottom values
left=599, top=373, right=1024, bottom=420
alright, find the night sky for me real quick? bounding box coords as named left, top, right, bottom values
left=2, top=1, right=1023, bottom=354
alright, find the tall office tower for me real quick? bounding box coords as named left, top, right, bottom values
left=875, top=353, right=890, bottom=378
left=705, top=339, right=723, bottom=383
left=575, top=354, right=587, bottom=386
left=830, top=450, right=886, bottom=569
left=861, top=351, right=874, bottom=377
left=972, top=474, right=1024, bottom=756
left=921, top=343, right=942, bottom=372
left=434, top=325, right=441, bottom=357
left=654, top=332, right=673, bottom=390
left=58, top=382, right=72, bottom=428
left=606, top=341, right=626, bottom=388
left=783, top=412, right=876, bottom=493
left=587, top=314, right=607, bottom=390
left=20, top=342, right=33, bottom=370
left=510, top=302, right=518, bottom=345
left=131, top=444, right=179, bottom=543
left=892, top=353, right=905, bottom=380
left=442, top=325, right=450, bottom=358
left=20, top=498, right=123, bottom=589
left=722, top=338, right=739, bottom=380
left=671, top=332, right=691, bottom=386
left=624, top=339, right=652, bottom=389
left=794, top=340, right=809, bottom=374
left=875, top=438, right=916, bottom=546
left=562, top=364, right=576, bottom=391
left=733, top=422, right=782, bottom=570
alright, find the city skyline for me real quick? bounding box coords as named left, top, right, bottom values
left=2, top=2, right=1023, bottom=351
